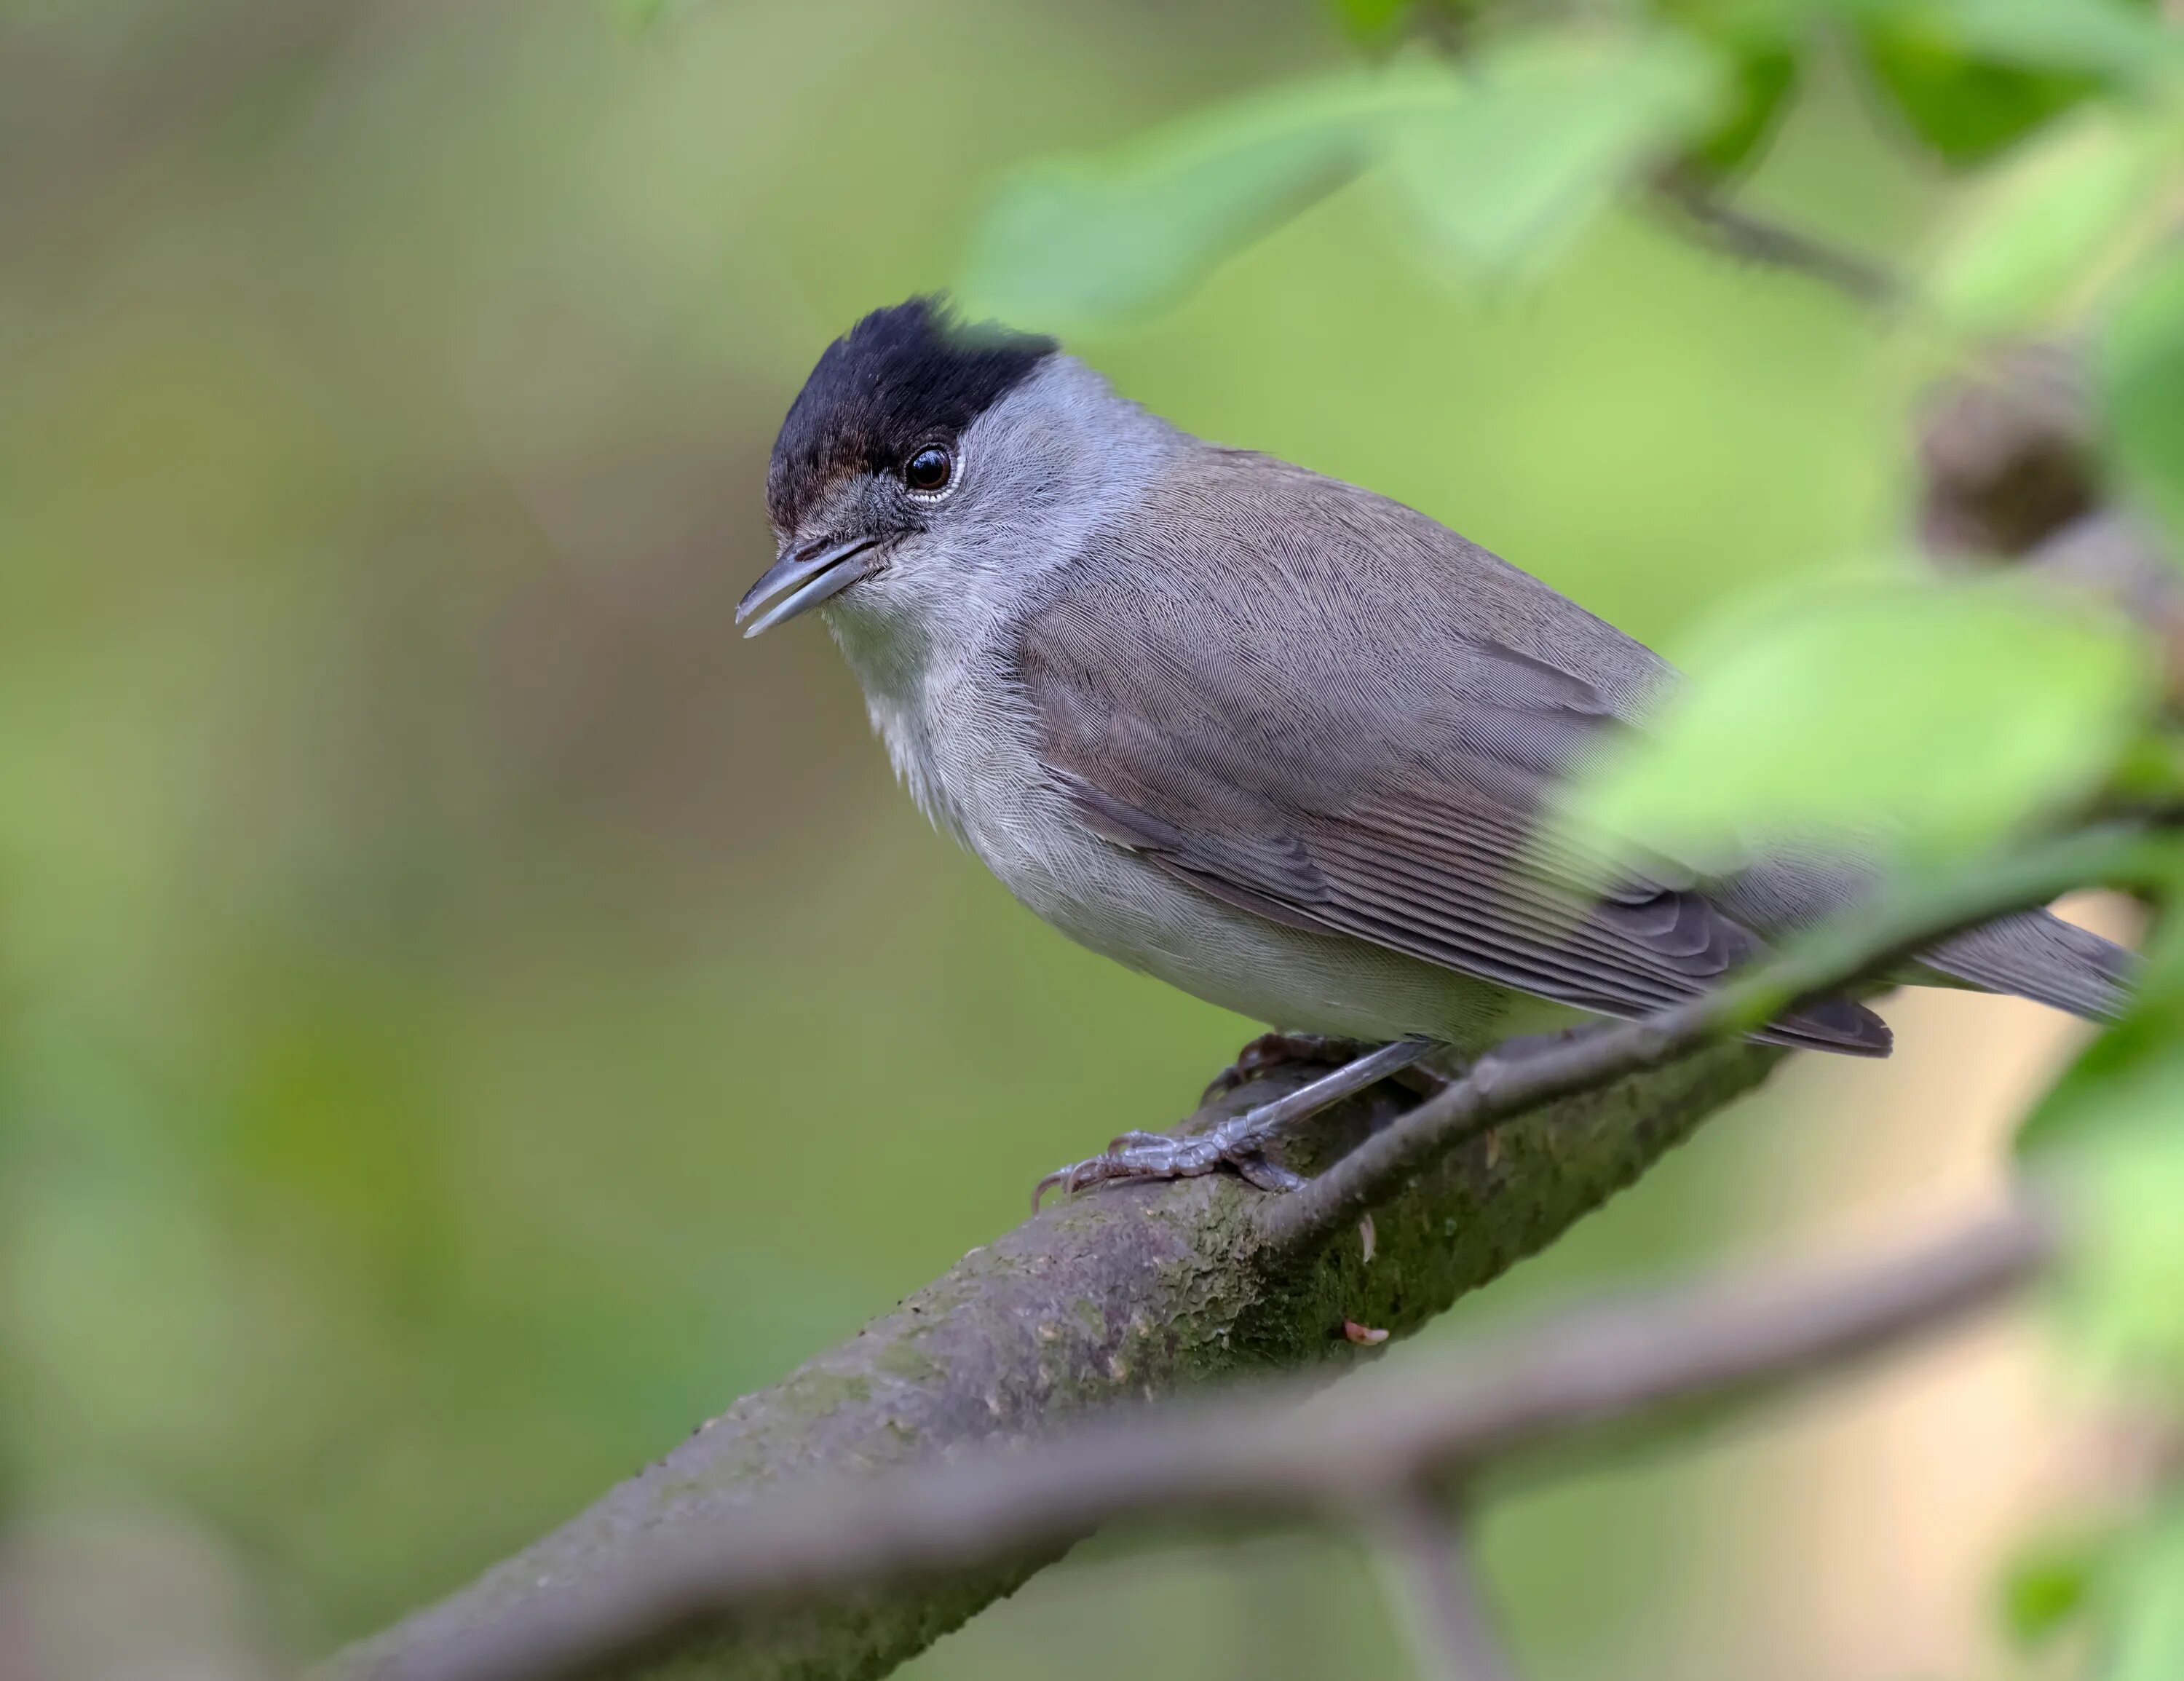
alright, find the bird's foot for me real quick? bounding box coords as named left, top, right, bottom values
left=1200, top=1033, right=1377, bottom=1102
left=1035, top=1039, right=1433, bottom=1208
left=1034, top=1119, right=1308, bottom=1203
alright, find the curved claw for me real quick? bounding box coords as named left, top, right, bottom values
left=1233, top=1154, right=1306, bottom=1192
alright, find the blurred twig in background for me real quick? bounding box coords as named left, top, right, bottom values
left=1650, top=168, right=1904, bottom=307
left=1369, top=1495, right=1519, bottom=1681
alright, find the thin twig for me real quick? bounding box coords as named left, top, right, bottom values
left=359, top=1203, right=2054, bottom=1681
left=1261, top=824, right=2172, bottom=1247
left=1651, top=171, right=1902, bottom=308
left=1367, top=1493, right=1521, bottom=1681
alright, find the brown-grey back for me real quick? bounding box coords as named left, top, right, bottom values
left=1006, top=444, right=1894, bottom=1053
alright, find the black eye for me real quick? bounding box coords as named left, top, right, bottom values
left=903, top=446, right=954, bottom=494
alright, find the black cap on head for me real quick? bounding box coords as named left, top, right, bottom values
left=767, top=296, right=1057, bottom=533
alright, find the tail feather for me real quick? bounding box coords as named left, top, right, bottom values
left=1918, top=908, right=2136, bottom=1022
left=1754, top=992, right=1895, bottom=1057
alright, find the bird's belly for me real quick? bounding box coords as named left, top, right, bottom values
left=973, top=804, right=1580, bottom=1053
left=891, top=673, right=1585, bottom=1053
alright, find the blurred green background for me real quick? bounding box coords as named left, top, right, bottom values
left=0, top=1, right=2054, bottom=1677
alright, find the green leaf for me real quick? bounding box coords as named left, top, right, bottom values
left=2019, top=891, right=2184, bottom=1158
left=957, top=26, right=1728, bottom=328
left=1928, top=108, right=2177, bottom=336
left=612, top=0, right=691, bottom=30
left=1568, top=577, right=2154, bottom=872
left=2098, top=251, right=2184, bottom=555
left=1326, top=0, right=1416, bottom=41
left=1383, top=30, right=1728, bottom=277
left=1858, top=9, right=2108, bottom=165
left=1682, top=44, right=1800, bottom=178
left=2015, top=863, right=2184, bottom=1391
left=2105, top=1506, right=2184, bottom=1681
left=2001, top=1528, right=2112, bottom=1648
left=1916, top=0, right=2176, bottom=85
left=957, top=67, right=1458, bottom=330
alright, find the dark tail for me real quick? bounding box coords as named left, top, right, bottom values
left=1918, top=908, right=2135, bottom=1022
left=1754, top=992, right=1895, bottom=1057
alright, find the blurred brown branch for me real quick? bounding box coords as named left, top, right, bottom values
left=1368, top=1494, right=1522, bottom=1681
left=337, top=1203, right=2052, bottom=1681
left=1650, top=170, right=1904, bottom=307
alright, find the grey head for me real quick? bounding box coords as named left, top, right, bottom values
left=740, top=297, right=1179, bottom=659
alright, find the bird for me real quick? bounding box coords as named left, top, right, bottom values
left=739, top=296, right=2132, bottom=1196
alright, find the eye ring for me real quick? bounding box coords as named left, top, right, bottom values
left=902, top=444, right=956, bottom=498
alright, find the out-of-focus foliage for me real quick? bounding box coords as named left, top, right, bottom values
left=1853, top=0, right=2168, bottom=162
left=1569, top=579, right=2153, bottom=870
left=2001, top=1527, right=2110, bottom=1650
left=1324, top=0, right=1432, bottom=43
left=1928, top=106, right=2180, bottom=336
left=1381, top=32, right=1722, bottom=277
left=960, top=69, right=1450, bottom=328
left=2106, top=1510, right=2184, bottom=1681
left=2100, top=252, right=2184, bottom=553
left=960, top=33, right=1723, bottom=328
left=965, top=23, right=1728, bottom=325
left=969, top=0, right=2181, bottom=334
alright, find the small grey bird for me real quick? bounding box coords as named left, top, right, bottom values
left=740, top=298, right=2130, bottom=1193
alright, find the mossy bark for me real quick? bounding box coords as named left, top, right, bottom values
left=332, top=1041, right=1779, bottom=1681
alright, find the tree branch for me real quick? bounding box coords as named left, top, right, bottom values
left=329, top=1037, right=1784, bottom=1681
left=336, top=1203, right=2053, bottom=1681
left=1367, top=1495, right=1521, bottom=1681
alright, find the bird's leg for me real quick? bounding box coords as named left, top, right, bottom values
left=1200, top=1032, right=1377, bottom=1101
left=1035, top=1038, right=1436, bottom=1206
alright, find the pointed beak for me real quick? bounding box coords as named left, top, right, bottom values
left=736, top=536, right=882, bottom=637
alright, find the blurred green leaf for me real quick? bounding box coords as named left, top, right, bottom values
left=1384, top=30, right=1728, bottom=277
left=2020, top=887, right=2184, bottom=1159
left=1326, top=0, right=1416, bottom=41
left=1915, top=0, right=2176, bottom=84
left=957, top=67, right=1458, bottom=329
left=612, top=0, right=687, bottom=31
left=1682, top=45, right=1800, bottom=178
left=2052, top=1112, right=2184, bottom=1386
left=1928, top=108, right=2177, bottom=336
left=1857, top=4, right=2113, bottom=165
left=2001, top=1528, right=2110, bottom=1648
left=2098, top=251, right=2184, bottom=553
left=960, top=27, right=1727, bottom=326
left=2019, top=889, right=2184, bottom=1385
left=2105, top=1506, right=2184, bottom=1681
left=1569, top=578, right=2154, bottom=871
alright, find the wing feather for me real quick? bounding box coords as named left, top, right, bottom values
left=1016, top=463, right=1891, bottom=1055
